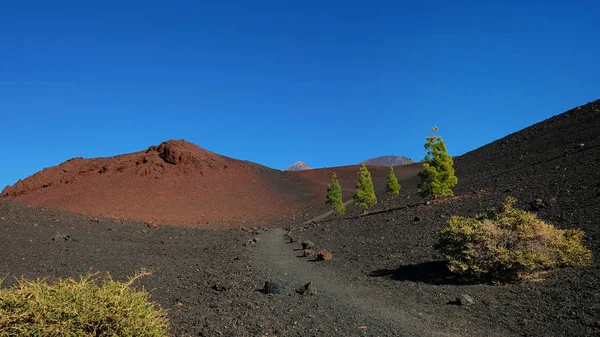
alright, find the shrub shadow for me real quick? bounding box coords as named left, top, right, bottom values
left=369, top=261, right=479, bottom=285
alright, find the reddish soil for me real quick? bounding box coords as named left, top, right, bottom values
left=1, top=141, right=422, bottom=228
left=0, top=140, right=320, bottom=227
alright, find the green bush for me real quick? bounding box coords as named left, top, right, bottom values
left=0, top=269, right=169, bottom=336
left=418, top=126, right=458, bottom=198
left=386, top=166, right=400, bottom=195
left=326, top=172, right=346, bottom=215
left=353, top=164, right=377, bottom=211
left=435, top=197, right=592, bottom=282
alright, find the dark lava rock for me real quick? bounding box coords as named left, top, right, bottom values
left=303, top=249, right=317, bottom=258
left=263, top=281, right=281, bottom=294
left=457, top=294, right=474, bottom=306
left=297, top=282, right=317, bottom=296
left=213, top=280, right=231, bottom=291
left=53, top=233, right=69, bottom=242
left=530, top=199, right=546, bottom=211
left=302, top=240, right=315, bottom=249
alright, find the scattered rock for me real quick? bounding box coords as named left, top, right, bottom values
left=317, top=249, right=333, bottom=261
left=263, top=281, right=280, bottom=294
left=530, top=199, right=545, bottom=211
left=53, top=233, right=69, bottom=242
left=297, top=282, right=317, bottom=296
left=90, top=218, right=100, bottom=223
left=457, top=294, right=474, bottom=306
left=303, top=249, right=317, bottom=258
left=302, top=240, right=315, bottom=249
left=213, top=280, right=231, bottom=291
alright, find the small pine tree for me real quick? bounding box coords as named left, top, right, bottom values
left=326, top=172, right=346, bottom=215
left=386, top=166, right=400, bottom=195
left=418, top=126, right=458, bottom=198
left=353, top=164, right=377, bottom=211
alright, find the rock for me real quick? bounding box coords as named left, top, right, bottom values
left=252, top=229, right=263, bottom=235
left=53, top=233, right=69, bottom=242
left=317, top=249, right=333, bottom=261
left=244, top=240, right=255, bottom=247
left=213, top=280, right=231, bottom=291
left=297, top=282, right=317, bottom=296
left=530, top=199, right=545, bottom=211
left=456, top=294, right=474, bottom=306
left=413, top=216, right=421, bottom=221
left=263, top=281, right=280, bottom=294
left=147, top=221, right=158, bottom=229
left=302, top=240, right=315, bottom=249
left=289, top=236, right=298, bottom=243
left=303, top=249, right=317, bottom=258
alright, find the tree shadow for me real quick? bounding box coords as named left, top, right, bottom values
left=369, top=261, right=480, bottom=285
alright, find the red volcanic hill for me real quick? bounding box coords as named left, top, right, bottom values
left=1, top=140, right=329, bottom=227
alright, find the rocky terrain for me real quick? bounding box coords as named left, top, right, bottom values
left=362, top=155, right=415, bottom=166
left=0, top=99, right=599, bottom=336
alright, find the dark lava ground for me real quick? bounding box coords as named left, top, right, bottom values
left=1, top=99, right=599, bottom=336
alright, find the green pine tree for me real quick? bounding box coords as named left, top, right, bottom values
left=386, top=166, right=400, bottom=195
left=353, top=164, right=377, bottom=211
left=418, top=126, right=458, bottom=198
left=326, top=172, right=346, bottom=215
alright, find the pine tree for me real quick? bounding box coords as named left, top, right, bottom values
left=353, top=164, right=377, bottom=211
left=418, top=126, right=458, bottom=198
left=386, top=166, right=400, bottom=195
left=326, top=172, right=346, bottom=215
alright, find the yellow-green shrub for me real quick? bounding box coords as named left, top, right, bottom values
left=0, top=269, right=169, bottom=336
left=435, top=197, right=592, bottom=282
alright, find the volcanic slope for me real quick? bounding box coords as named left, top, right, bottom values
left=1, top=140, right=325, bottom=227
left=294, top=163, right=422, bottom=200
left=292, top=99, right=600, bottom=336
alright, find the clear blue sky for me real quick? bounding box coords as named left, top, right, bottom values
left=1, top=1, right=599, bottom=188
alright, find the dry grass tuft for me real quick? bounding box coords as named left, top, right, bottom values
left=435, top=197, right=592, bottom=282
left=0, top=268, right=169, bottom=336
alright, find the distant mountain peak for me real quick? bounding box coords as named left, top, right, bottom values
left=361, top=155, right=415, bottom=166
left=285, top=161, right=312, bottom=171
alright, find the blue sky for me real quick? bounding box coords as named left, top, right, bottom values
left=1, top=1, right=599, bottom=188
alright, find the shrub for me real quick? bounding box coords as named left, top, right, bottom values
left=353, top=164, right=377, bottom=212
left=418, top=126, right=458, bottom=198
left=435, top=197, right=592, bottom=282
left=386, top=166, right=400, bottom=195
left=326, top=172, right=346, bottom=215
left=0, top=269, right=169, bottom=336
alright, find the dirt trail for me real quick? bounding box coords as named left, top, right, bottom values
left=302, top=199, right=354, bottom=225
left=252, top=227, right=508, bottom=337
